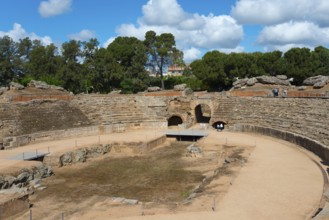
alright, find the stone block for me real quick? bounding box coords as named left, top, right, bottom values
left=9, top=82, right=24, bottom=90
left=174, top=84, right=187, bottom=91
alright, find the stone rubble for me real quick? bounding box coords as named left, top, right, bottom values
left=27, top=80, right=65, bottom=91
left=147, top=86, right=162, bottom=92
left=9, top=82, right=24, bottom=90
left=0, top=87, right=8, bottom=95
left=174, top=84, right=187, bottom=91
left=55, top=144, right=112, bottom=167
left=0, top=164, right=53, bottom=191
left=303, top=75, right=329, bottom=88
left=232, top=75, right=291, bottom=88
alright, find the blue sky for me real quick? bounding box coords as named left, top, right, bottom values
left=1, top=0, right=329, bottom=62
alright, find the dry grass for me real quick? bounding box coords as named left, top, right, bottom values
left=34, top=142, right=204, bottom=203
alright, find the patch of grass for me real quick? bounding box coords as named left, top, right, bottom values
left=37, top=142, right=204, bottom=203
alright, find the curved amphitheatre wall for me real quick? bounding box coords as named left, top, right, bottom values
left=1, top=91, right=329, bottom=163
left=0, top=99, right=91, bottom=148
left=211, top=96, right=329, bottom=162
left=0, top=94, right=170, bottom=148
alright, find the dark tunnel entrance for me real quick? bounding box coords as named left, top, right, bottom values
left=195, top=104, right=211, bottom=124
left=212, top=121, right=226, bottom=131
left=168, top=116, right=183, bottom=126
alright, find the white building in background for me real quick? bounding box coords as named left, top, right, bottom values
left=167, top=64, right=189, bottom=76
left=146, top=64, right=189, bottom=77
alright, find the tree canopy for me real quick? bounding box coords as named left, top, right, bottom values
left=144, top=30, right=182, bottom=89
left=190, top=47, right=329, bottom=90
left=0, top=32, right=329, bottom=93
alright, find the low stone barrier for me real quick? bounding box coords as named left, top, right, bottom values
left=2, top=121, right=167, bottom=149
left=43, top=144, right=112, bottom=167
left=140, top=135, right=167, bottom=153
left=43, top=135, right=166, bottom=167
left=231, top=124, right=329, bottom=163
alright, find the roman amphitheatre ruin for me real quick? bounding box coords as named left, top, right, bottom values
left=0, top=77, right=329, bottom=220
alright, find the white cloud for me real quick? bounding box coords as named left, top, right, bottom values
left=39, top=0, right=72, bottom=18
left=218, top=46, right=245, bottom=54
left=141, top=0, right=186, bottom=26
left=68, top=29, right=96, bottom=41
left=102, top=37, right=116, bottom=48
left=193, top=15, right=243, bottom=48
left=108, top=0, right=244, bottom=61
left=264, top=44, right=313, bottom=53
left=231, top=0, right=329, bottom=26
left=257, top=21, right=329, bottom=47
left=0, top=23, right=52, bottom=45
left=183, top=47, right=202, bottom=62
left=231, top=0, right=329, bottom=52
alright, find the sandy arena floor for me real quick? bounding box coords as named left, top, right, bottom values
left=0, top=129, right=326, bottom=220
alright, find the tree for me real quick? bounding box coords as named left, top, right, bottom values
left=256, top=51, right=282, bottom=76
left=25, top=40, right=60, bottom=81
left=0, top=36, right=22, bottom=85
left=144, top=30, right=181, bottom=89
left=17, top=37, right=32, bottom=63
left=107, top=36, right=149, bottom=93
left=284, top=47, right=312, bottom=85
left=108, top=37, right=148, bottom=77
left=190, top=51, right=229, bottom=91
left=81, top=38, right=100, bottom=93
left=90, top=48, right=124, bottom=93
left=58, top=40, right=83, bottom=93
left=311, top=46, right=329, bottom=76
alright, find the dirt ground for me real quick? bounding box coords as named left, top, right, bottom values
left=1, top=129, right=326, bottom=220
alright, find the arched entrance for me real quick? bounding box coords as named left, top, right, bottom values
left=195, top=104, right=211, bottom=123
left=168, top=115, right=183, bottom=126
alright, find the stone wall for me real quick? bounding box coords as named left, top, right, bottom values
left=2, top=93, right=329, bottom=163
left=0, top=100, right=91, bottom=144
left=232, top=124, right=329, bottom=162
left=212, top=96, right=329, bottom=160
left=1, top=94, right=169, bottom=148
left=3, top=122, right=167, bottom=149
left=72, top=94, right=167, bottom=126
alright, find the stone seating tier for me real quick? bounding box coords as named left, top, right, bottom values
left=212, top=97, right=329, bottom=147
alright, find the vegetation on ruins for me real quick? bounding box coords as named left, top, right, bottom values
left=1, top=32, right=329, bottom=93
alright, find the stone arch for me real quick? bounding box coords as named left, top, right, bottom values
left=168, top=115, right=183, bottom=126
left=195, top=104, right=211, bottom=123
